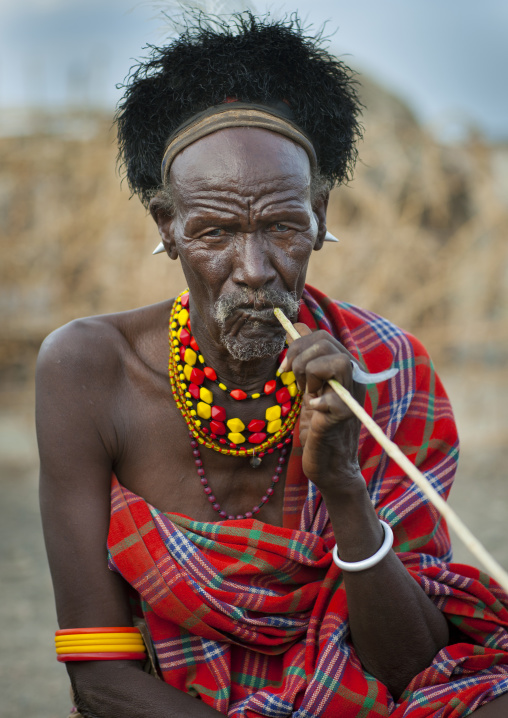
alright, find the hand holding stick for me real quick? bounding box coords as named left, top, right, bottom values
left=274, top=307, right=508, bottom=593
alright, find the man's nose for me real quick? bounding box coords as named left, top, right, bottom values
left=231, top=234, right=277, bottom=289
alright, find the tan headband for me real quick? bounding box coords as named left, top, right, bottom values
left=161, top=105, right=317, bottom=184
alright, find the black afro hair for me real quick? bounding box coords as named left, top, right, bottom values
left=116, top=12, right=363, bottom=207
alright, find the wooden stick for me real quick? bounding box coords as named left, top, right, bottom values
left=274, top=307, right=508, bottom=593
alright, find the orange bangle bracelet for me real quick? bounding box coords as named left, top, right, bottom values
left=57, top=652, right=146, bottom=662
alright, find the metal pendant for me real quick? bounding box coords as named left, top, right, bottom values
left=250, top=455, right=262, bottom=468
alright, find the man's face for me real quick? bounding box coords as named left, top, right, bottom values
left=164, top=127, right=325, bottom=360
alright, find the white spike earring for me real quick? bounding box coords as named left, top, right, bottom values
left=152, top=241, right=165, bottom=255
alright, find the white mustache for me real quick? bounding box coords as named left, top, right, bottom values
left=214, top=290, right=300, bottom=325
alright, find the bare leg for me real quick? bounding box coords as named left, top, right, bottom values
left=470, top=693, right=508, bottom=716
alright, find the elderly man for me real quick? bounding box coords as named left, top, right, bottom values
left=36, top=14, right=508, bottom=718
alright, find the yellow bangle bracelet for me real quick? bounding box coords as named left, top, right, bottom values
left=55, top=636, right=144, bottom=645
left=56, top=644, right=146, bottom=654
left=54, top=627, right=147, bottom=663
left=55, top=633, right=142, bottom=643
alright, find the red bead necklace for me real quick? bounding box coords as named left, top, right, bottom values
left=190, top=432, right=289, bottom=520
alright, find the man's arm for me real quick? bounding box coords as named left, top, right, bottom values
left=284, top=325, right=449, bottom=699
left=36, top=319, right=222, bottom=718
left=319, top=486, right=449, bottom=699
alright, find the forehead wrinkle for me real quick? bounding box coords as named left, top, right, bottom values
left=170, top=130, right=312, bottom=212
left=180, top=190, right=255, bottom=218
left=181, top=172, right=305, bottom=194
left=179, top=181, right=309, bottom=218
left=254, top=190, right=310, bottom=213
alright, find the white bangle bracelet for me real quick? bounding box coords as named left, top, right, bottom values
left=332, top=520, right=394, bottom=572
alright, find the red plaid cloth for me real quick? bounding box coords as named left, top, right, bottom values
left=108, top=285, right=508, bottom=716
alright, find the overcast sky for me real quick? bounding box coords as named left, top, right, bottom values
left=0, top=0, right=507, bottom=141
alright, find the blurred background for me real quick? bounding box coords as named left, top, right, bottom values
left=1, top=1, right=507, bottom=715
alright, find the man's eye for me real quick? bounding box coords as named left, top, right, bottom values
left=205, top=229, right=223, bottom=237
left=272, top=223, right=289, bottom=232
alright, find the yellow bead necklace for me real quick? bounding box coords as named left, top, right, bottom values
left=168, top=289, right=302, bottom=463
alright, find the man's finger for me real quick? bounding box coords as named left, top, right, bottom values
left=280, top=323, right=312, bottom=372
left=285, top=322, right=312, bottom=345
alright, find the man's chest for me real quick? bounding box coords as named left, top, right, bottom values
left=111, top=384, right=289, bottom=527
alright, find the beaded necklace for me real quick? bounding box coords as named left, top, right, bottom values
left=190, top=432, right=289, bottom=519
left=169, top=289, right=302, bottom=465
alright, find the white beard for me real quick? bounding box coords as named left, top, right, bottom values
left=213, top=288, right=300, bottom=361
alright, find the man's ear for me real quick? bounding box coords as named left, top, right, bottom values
left=149, top=195, right=178, bottom=260
left=312, top=192, right=330, bottom=251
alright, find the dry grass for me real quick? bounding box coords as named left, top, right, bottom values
left=316, top=122, right=508, bottom=368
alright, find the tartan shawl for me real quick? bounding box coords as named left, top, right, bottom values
left=108, top=285, right=508, bottom=716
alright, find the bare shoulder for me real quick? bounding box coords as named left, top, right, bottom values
left=36, top=300, right=173, bottom=388
left=35, top=300, right=175, bottom=473
left=37, top=314, right=123, bottom=384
